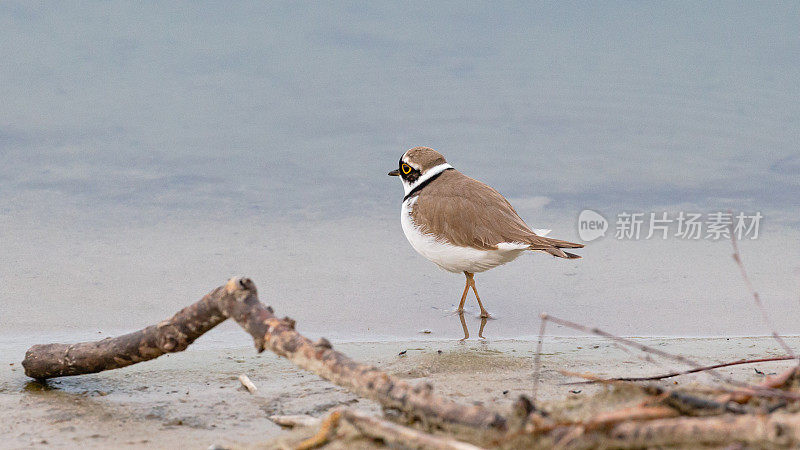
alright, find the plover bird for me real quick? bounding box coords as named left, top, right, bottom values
left=389, top=147, right=583, bottom=318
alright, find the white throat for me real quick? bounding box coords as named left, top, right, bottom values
left=401, top=163, right=453, bottom=196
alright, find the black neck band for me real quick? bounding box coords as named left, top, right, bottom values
left=403, top=168, right=453, bottom=202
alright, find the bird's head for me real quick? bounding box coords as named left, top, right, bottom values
left=388, top=147, right=452, bottom=196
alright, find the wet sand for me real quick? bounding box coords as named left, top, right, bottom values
left=1, top=335, right=797, bottom=449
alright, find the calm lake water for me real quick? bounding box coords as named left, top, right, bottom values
left=1, top=2, right=799, bottom=342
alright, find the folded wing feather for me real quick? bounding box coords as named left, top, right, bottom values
left=411, top=170, right=583, bottom=258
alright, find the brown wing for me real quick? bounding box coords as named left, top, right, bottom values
left=411, top=170, right=583, bottom=258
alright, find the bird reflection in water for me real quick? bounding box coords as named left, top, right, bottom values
left=458, top=312, right=489, bottom=340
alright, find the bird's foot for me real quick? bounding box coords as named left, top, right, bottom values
left=480, top=311, right=492, bottom=319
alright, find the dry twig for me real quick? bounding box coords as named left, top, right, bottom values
left=605, top=413, right=800, bottom=448
left=730, top=225, right=796, bottom=358
left=545, top=314, right=800, bottom=400
left=543, top=314, right=709, bottom=375
left=565, top=356, right=796, bottom=384
left=531, top=314, right=547, bottom=404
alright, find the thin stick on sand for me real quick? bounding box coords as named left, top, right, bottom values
left=564, top=356, right=796, bottom=384
left=544, top=315, right=800, bottom=400
left=609, top=340, right=673, bottom=373
left=543, top=315, right=711, bottom=376
left=531, top=314, right=547, bottom=404
left=269, top=415, right=322, bottom=428
left=238, top=374, right=257, bottom=394
left=730, top=227, right=796, bottom=358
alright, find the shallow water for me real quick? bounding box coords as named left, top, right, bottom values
left=1, top=2, right=799, bottom=343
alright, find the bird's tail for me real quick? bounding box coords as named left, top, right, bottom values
left=527, top=236, right=584, bottom=259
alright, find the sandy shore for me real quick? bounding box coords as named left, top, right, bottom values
left=1, top=336, right=796, bottom=449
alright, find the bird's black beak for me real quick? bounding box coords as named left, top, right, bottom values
left=388, top=169, right=400, bottom=176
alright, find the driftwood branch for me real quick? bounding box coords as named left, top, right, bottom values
left=22, top=284, right=234, bottom=378
left=539, top=413, right=800, bottom=449
left=22, top=277, right=800, bottom=448
left=270, top=410, right=486, bottom=450
left=642, top=384, right=748, bottom=416
left=606, top=413, right=800, bottom=448
left=22, top=277, right=506, bottom=433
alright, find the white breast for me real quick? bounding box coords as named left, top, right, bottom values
left=400, top=197, right=529, bottom=273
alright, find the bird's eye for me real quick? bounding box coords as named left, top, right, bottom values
left=401, top=164, right=412, bottom=174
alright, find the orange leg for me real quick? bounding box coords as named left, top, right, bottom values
left=465, top=272, right=491, bottom=318
left=457, top=275, right=470, bottom=313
